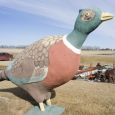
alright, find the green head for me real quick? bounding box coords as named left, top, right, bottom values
left=67, top=8, right=113, bottom=49
left=74, top=8, right=113, bottom=34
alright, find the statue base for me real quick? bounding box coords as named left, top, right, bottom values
left=25, top=105, right=64, bottom=115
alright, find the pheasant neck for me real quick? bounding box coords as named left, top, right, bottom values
left=66, top=30, right=88, bottom=49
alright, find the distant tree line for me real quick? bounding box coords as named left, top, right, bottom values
left=0, top=45, right=27, bottom=49
left=82, top=46, right=100, bottom=50
left=0, top=45, right=115, bottom=50
left=82, top=46, right=115, bottom=50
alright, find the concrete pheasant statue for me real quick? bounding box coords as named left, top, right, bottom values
left=0, top=8, right=113, bottom=111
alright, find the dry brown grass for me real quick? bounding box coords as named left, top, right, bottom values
left=81, top=50, right=115, bottom=55
left=0, top=81, right=32, bottom=115
left=81, top=50, right=115, bottom=66
left=56, top=81, right=115, bottom=115
left=81, top=55, right=115, bottom=66
left=0, top=81, right=115, bottom=115
left=0, top=48, right=23, bottom=54
left=0, top=48, right=23, bottom=58
left=0, top=61, right=11, bottom=70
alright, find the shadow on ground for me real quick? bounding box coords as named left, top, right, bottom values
left=0, top=86, right=56, bottom=106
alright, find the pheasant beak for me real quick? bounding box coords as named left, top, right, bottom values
left=101, top=12, right=113, bottom=21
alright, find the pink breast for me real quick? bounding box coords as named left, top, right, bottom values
left=43, top=40, right=80, bottom=89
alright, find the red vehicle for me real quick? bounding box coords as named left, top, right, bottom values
left=0, top=52, right=13, bottom=61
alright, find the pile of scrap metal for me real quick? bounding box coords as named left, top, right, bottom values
left=73, top=63, right=114, bottom=83
left=74, top=65, right=97, bottom=80
left=104, top=68, right=115, bottom=83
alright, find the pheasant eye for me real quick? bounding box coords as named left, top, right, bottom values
left=85, top=12, right=89, bottom=16
left=80, top=9, right=95, bottom=21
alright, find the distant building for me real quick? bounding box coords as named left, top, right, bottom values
left=0, top=52, right=13, bottom=61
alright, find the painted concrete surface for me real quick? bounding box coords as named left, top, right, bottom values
left=25, top=105, right=64, bottom=115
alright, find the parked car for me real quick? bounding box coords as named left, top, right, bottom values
left=0, top=52, right=13, bottom=61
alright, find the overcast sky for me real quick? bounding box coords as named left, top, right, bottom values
left=0, top=0, right=115, bottom=48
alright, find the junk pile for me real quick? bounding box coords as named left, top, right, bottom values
left=74, top=63, right=115, bottom=83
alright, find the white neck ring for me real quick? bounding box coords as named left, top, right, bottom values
left=63, top=35, right=81, bottom=54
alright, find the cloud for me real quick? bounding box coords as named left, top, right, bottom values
left=0, top=0, right=114, bottom=29
left=0, top=0, right=77, bottom=29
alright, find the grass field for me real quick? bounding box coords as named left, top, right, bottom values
left=0, top=80, right=115, bottom=115
left=0, top=48, right=23, bottom=54
left=82, top=50, right=115, bottom=55
left=81, top=50, right=115, bottom=66
left=0, top=48, right=115, bottom=115
left=81, top=55, right=115, bottom=66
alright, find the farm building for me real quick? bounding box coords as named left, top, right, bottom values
left=0, top=52, right=13, bottom=61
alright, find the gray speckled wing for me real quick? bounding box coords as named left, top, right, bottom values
left=7, top=35, right=63, bottom=85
